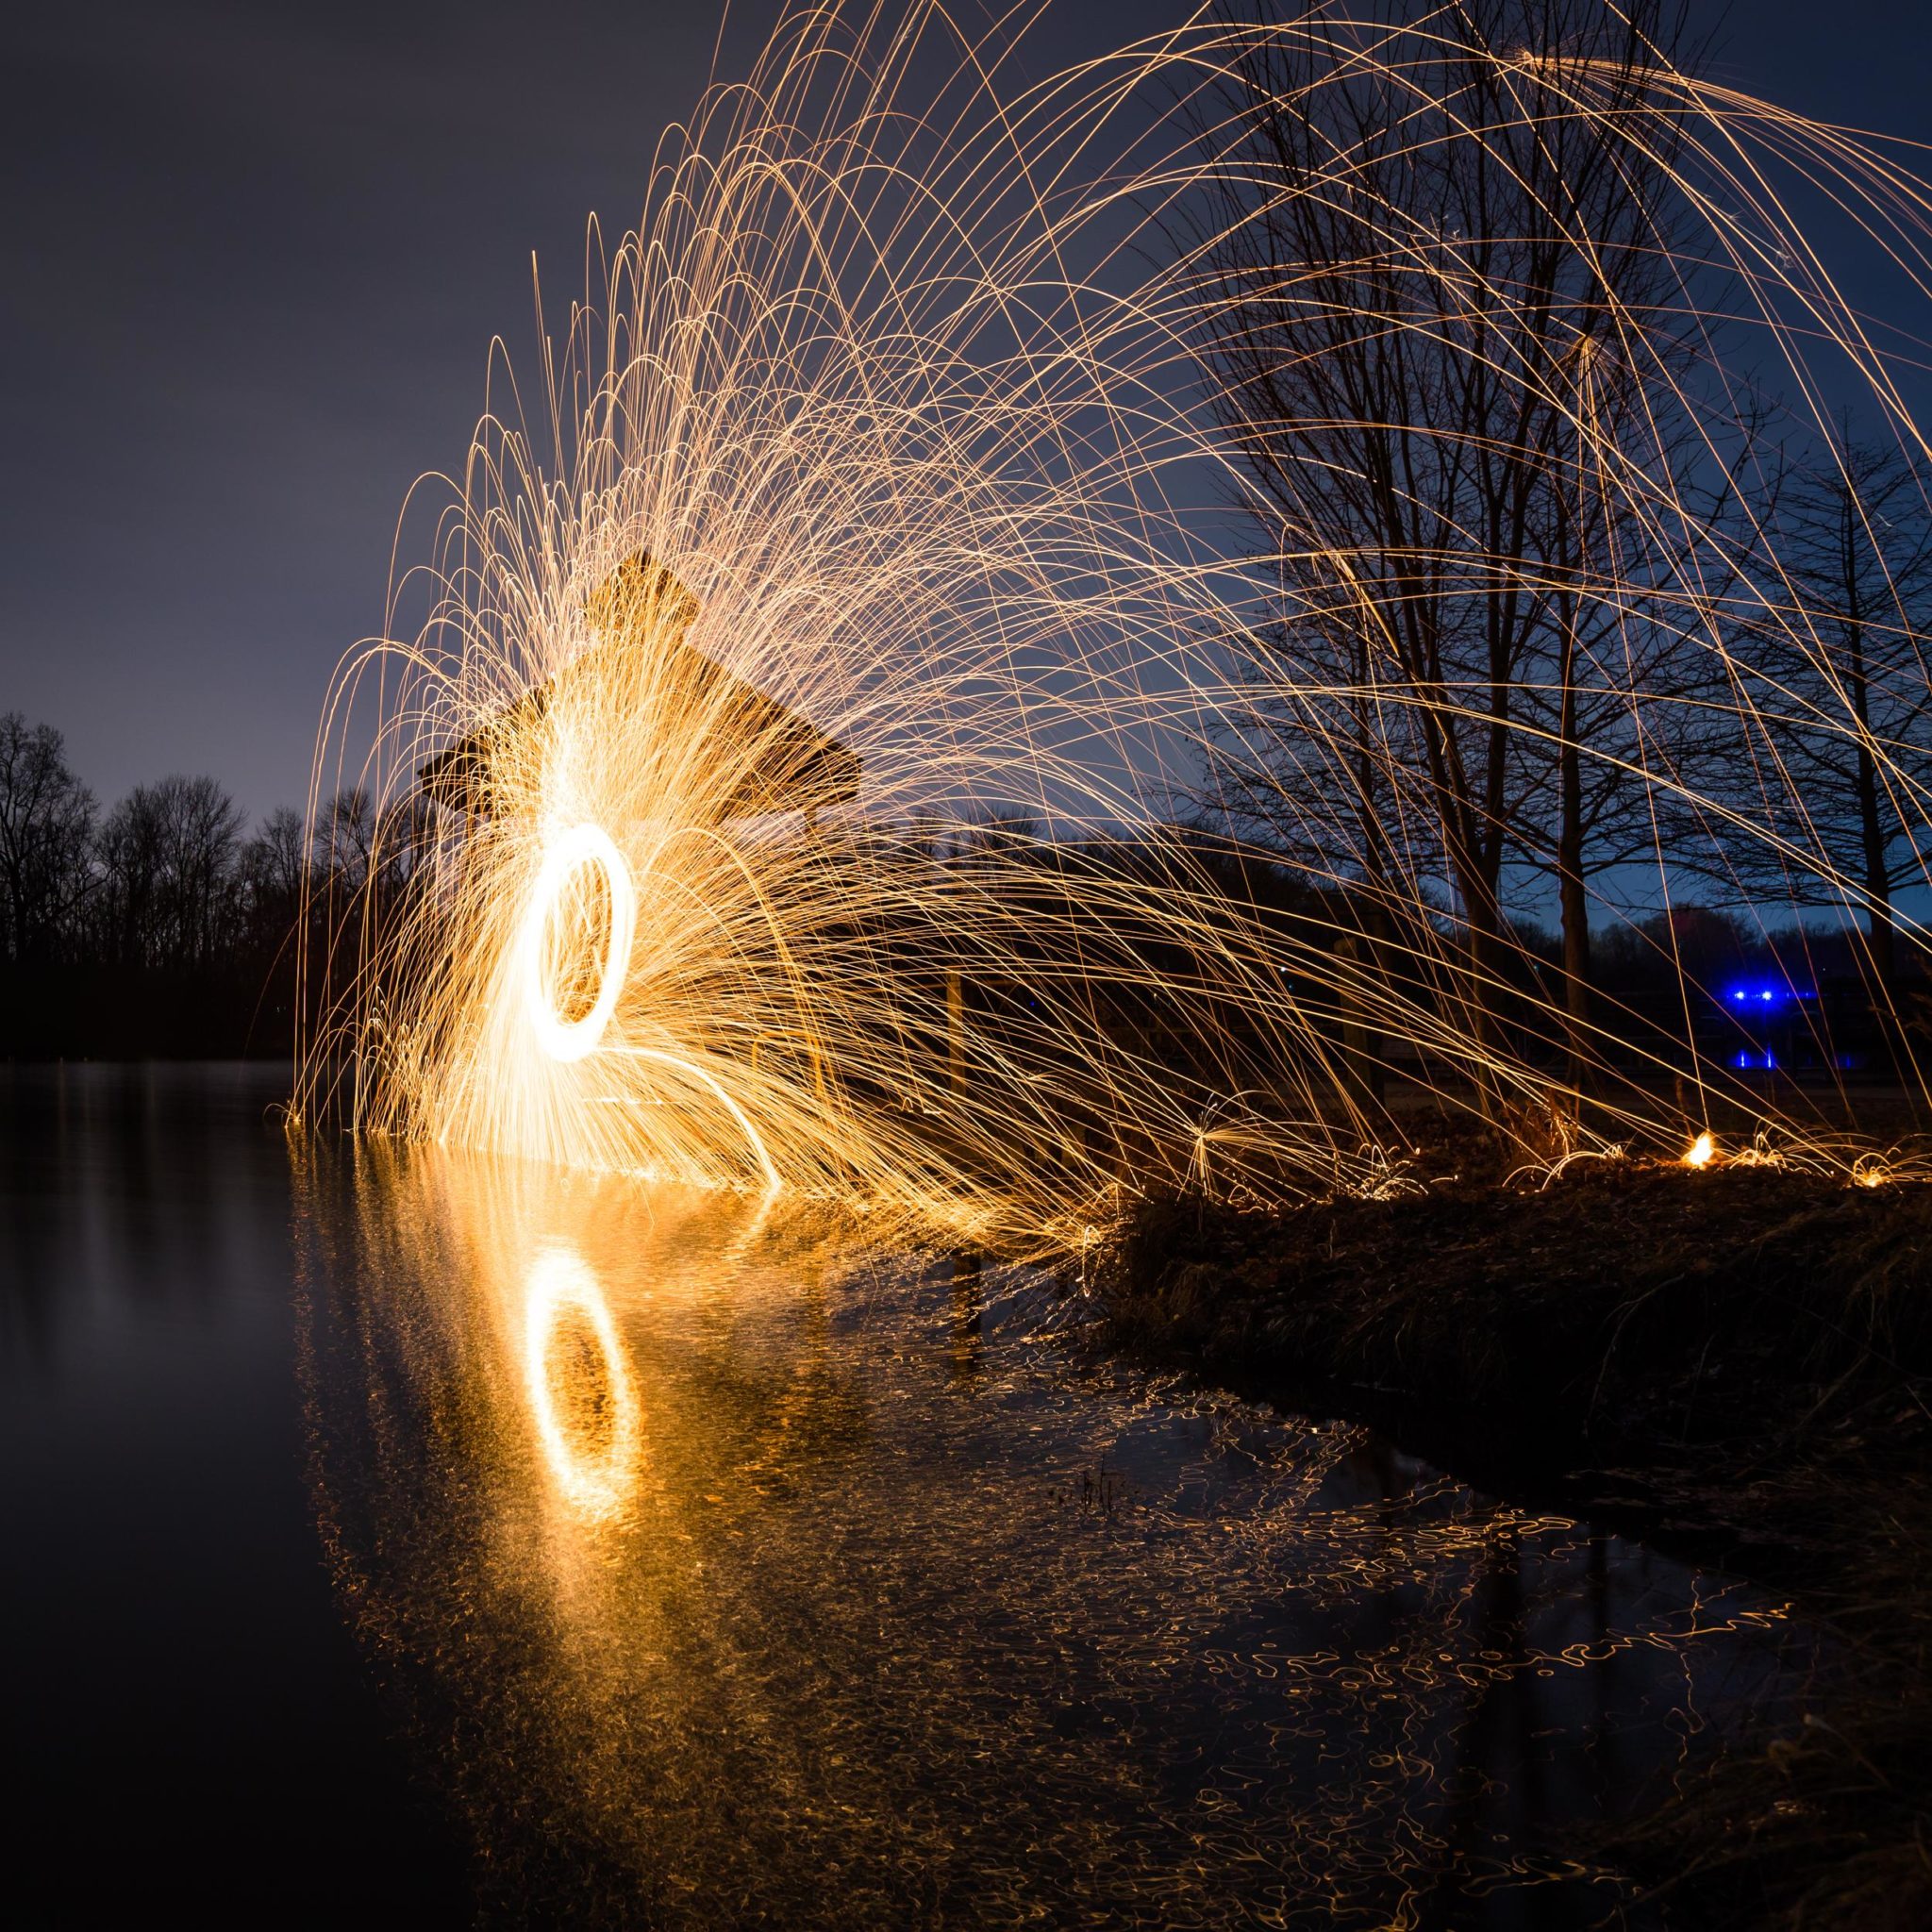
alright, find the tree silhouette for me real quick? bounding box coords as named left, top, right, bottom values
left=0, top=711, right=95, bottom=965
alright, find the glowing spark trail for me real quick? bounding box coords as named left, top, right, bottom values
left=298, top=3, right=1932, bottom=1235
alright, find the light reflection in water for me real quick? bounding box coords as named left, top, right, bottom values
left=291, top=1138, right=1811, bottom=1930
left=522, top=1246, right=641, bottom=1524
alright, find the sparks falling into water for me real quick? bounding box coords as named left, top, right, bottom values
left=297, top=2, right=1932, bottom=1236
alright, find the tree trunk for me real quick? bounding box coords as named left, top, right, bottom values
left=1557, top=587, right=1591, bottom=1087
left=1857, top=735, right=1897, bottom=998
left=1839, top=522, right=1896, bottom=1002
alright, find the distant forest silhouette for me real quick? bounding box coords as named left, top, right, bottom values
left=0, top=711, right=332, bottom=1058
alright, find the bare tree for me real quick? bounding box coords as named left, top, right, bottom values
left=242, top=806, right=308, bottom=919
left=96, top=775, right=245, bottom=970
left=1193, top=0, right=1697, bottom=1079
left=1723, top=432, right=1932, bottom=1000
left=1504, top=383, right=1762, bottom=1074
left=0, top=712, right=97, bottom=963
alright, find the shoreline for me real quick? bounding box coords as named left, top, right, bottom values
left=1093, top=1161, right=1932, bottom=1928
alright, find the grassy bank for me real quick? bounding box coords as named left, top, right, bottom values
left=1097, top=1158, right=1932, bottom=1929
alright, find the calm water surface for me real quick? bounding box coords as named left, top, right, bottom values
left=3, top=1065, right=1807, bottom=1927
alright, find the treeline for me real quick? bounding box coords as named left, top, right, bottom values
left=1, top=697, right=1909, bottom=1074
left=0, top=711, right=347, bottom=1058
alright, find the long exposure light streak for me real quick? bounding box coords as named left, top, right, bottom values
left=523, top=1243, right=643, bottom=1523
left=297, top=2, right=1932, bottom=1235
left=519, top=823, right=636, bottom=1063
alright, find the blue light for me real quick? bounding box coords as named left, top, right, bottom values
left=1722, top=982, right=1808, bottom=1009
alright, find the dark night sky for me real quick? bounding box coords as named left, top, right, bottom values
left=4, top=1, right=1927, bottom=822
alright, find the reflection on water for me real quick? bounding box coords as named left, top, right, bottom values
left=523, top=1245, right=643, bottom=1524
left=1, top=1065, right=473, bottom=1921
left=291, top=1135, right=1807, bottom=1930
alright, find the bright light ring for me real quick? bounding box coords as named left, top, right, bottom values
left=520, top=824, right=636, bottom=1062
left=523, top=1246, right=641, bottom=1521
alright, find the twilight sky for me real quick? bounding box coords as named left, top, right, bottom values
left=4, top=0, right=1928, bottom=821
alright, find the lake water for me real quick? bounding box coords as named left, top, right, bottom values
left=3, top=1064, right=1808, bottom=1927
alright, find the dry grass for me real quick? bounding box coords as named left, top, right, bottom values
left=1096, top=1157, right=1932, bottom=1929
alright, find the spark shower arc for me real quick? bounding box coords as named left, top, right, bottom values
left=298, top=2, right=1932, bottom=1236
